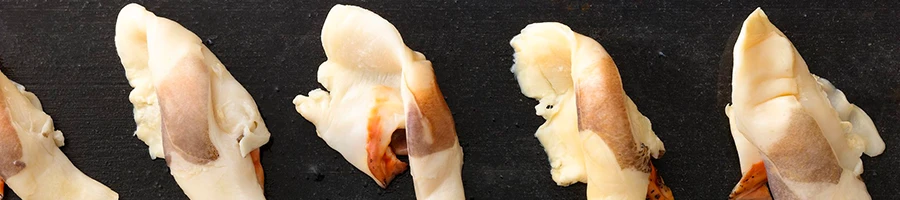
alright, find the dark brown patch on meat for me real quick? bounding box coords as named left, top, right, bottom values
left=575, top=56, right=649, bottom=172
left=404, top=76, right=458, bottom=157
left=763, top=160, right=800, bottom=200
left=765, top=112, right=840, bottom=183
left=157, top=57, right=218, bottom=165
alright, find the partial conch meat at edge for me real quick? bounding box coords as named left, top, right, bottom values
left=0, top=68, right=118, bottom=199
left=725, top=8, right=885, bottom=200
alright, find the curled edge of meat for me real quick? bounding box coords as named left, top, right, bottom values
left=510, top=22, right=671, bottom=199
left=726, top=8, right=884, bottom=200
left=293, top=5, right=464, bottom=198
left=0, top=69, right=118, bottom=199
left=115, top=3, right=269, bottom=199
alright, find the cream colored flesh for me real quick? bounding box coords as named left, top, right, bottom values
left=293, top=4, right=407, bottom=187
left=0, top=71, right=118, bottom=200
left=510, top=23, right=586, bottom=185
left=116, top=4, right=269, bottom=199
left=511, top=22, right=666, bottom=199
left=725, top=106, right=763, bottom=175
left=727, top=8, right=884, bottom=200
left=293, top=5, right=464, bottom=199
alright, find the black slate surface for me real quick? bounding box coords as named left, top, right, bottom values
left=0, top=0, right=898, bottom=199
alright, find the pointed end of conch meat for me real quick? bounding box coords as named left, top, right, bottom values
left=735, top=8, right=783, bottom=54
left=116, top=3, right=268, bottom=199
left=511, top=22, right=669, bottom=198
left=728, top=8, right=883, bottom=199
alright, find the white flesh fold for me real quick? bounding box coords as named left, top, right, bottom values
left=293, top=5, right=464, bottom=199
left=293, top=4, right=406, bottom=187
left=116, top=4, right=269, bottom=199
left=511, top=22, right=665, bottom=198
left=727, top=8, right=884, bottom=199
left=0, top=71, right=118, bottom=200
left=511, top=24, right=586, bottom=185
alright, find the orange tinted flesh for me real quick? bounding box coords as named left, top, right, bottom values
left=251, top=148, right=264, bottom=189
left=729, top=161, right=772, bottom=200
left=1, top=178, right=4, bottom=198
left=366, top=113, right=408, bottom=188
left=647, top=163, right=674, bottom=200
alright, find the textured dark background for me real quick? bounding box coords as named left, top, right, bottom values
left=0, top=0, right=898, bottom=199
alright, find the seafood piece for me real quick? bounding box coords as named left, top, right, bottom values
left=115, top=3, right=269, bottom=199
left=0, top=69, right=118, bottom=199
left=726, top=8, right=885, bottom=200
left=293, top=5, right=464, bottom=199
left=510, top=22, right=671, bottom=199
